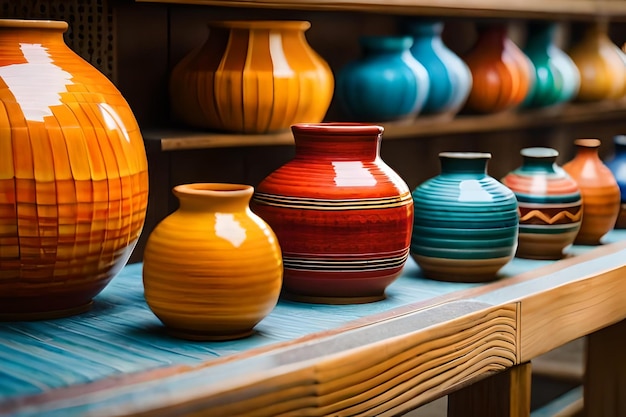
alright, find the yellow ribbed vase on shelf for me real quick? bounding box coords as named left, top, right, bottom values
left=0, top=19, right=148, bottom=320
left=169, top=20, right=334, bottom=134
left=142, top=183, right=283, bottom=341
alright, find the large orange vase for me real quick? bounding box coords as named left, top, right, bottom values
left=462, top=24, right=534, bottom=113
left=169, top=20, right=334, bottom=134
left=143, top=183, right=283, bottom=340
left=563, top=139, right=620, bottom=245
left=568, top=22, right=626, bottom=102
left=0, top=19, right=149, bottom=319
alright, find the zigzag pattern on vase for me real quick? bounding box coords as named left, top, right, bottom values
left=519, top=207, right=582, bottom=224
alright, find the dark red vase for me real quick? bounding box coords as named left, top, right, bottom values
left=251, top=123, right=414, bottom=304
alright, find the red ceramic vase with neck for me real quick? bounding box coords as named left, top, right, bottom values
left=251, top=123, right=414, bottom=304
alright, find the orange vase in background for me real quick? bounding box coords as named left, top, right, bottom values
left=0, top=19, right=149, bottom=319
left=563, top=139, right=620, bottom=245
left=462, top=24, right=534, bottom=113
left=169, top=20, right=334, bottom=134
left=568, top=21, right=626, bottom=102
left=143, top=183, right=283, bottom=341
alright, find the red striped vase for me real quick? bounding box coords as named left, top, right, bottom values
left=251, top=123, right=413, bottom=304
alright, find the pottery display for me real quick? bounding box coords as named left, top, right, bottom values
left=563, top=139, right=620, bottom=245
left=251, top=123, right=413, bottom=303
left=568, top=21, right=626, bottom=102
left=335, top=36, right=429, bottom=122
left=143, top=183, right=283, bottom=340
left=169, top=20, right=334, bottom=133
left=404, top=20, right=472, bottom=115
left=0, top=19, right=149, bottom=320
left=501, top=147, right=582, bottom=259
left=603, top=135, right=626, bottom=228
left=462, top=24, right=535, bottom=113
left=411, top=152, right=519, bottom=282
left=522, top=22, right=580, bottom=108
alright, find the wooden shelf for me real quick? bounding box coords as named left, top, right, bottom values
left=143, top=100, right=626, bottom=152
left=135, top=0, right=626, bottom=19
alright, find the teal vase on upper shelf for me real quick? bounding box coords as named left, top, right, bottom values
left=404, top=20, right=472, bottom=116
left=335, top=35, right=430, bottom=122
left=522, top=22, right=580, bottom=109
left=604, top=135, right=626, bottom=229
left=411, top=152, right=519, bottom=282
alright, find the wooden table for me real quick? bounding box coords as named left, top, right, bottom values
left=2, top=231, right=626, bottom=417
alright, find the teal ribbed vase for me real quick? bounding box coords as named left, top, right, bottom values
left=411, top=152, right=519, bottom=282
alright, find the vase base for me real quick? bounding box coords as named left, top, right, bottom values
left=281, top=291, right=386, bottom=305
left=166, top=327, right=254, bottom=341
left=0, top=301, right=93, bottom=322
left=412, top=254, right=512, bottom=283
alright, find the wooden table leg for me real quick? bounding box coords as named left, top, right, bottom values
left=448, top=362, right=532, bottom=417
left=584, top=319, right=626, bottom=417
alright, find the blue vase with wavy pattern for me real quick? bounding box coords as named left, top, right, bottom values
left=522, top=22, right=580, bottom=108
left=405, top=20, right=472, bottom=115
left=335, top=36, right=430, bottom=122
left=411, top=152, right=519, bottom=282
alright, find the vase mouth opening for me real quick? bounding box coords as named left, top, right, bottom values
left=520, top=147, right=559, bottom=158
left=574, top=138, right=601, bottom=149
left=174, top=183, right=253, bottom=197
left=208, top=20, right=311, bottom=31
left=292, top=123, right=384, bottom=136
left=0, top=19, right=68, bottom=32
left=439, top=152, right=492, bottom=160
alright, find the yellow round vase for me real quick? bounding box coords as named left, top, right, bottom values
left=169, top=20, right=334, bottom=134
left=142, top=183, right=283, bottom=341
left=0, top=19, right=148, bottom=320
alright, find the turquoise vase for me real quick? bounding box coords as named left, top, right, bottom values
left=605, top=135, right=626, bottom=228
left=501, top=147, right=582, bottom=259
left=411, top=152, right=519, bottom=282
left=405, top=20, right=472, bottom=115
left=335, top=35, right=430, bottom=122
left=523, top=22, right=580, bottom=108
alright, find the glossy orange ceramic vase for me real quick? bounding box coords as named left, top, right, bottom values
left=462, top=24, right=534, bottom=113
left=143, top=183, right=283, bottom=340
left=0, top=19, right=149, bottom=320
left=563, top=139, right=620, bottom=245
left=251, top=123, right=413, bottom=304
left=568, top=22, right=626, bottom=102
left=169, top=20, right=334, bottom=134
left=501, top=147, right=582, bottom=259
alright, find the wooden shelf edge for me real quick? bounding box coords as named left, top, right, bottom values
left=134, top=0, right=626, bottom=19
left=142, top=100, right=626, bottom=152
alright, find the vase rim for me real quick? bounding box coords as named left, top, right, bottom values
left=439, top=152, right=492, bottom=160
left=292, top=122, right=384, bottom=136
left=208, top=20, right=311, bottom=31
left=174, top=183, right=253, bottom=197
left=520, top=147, right=559, bottom=158
left=574, top=138, right=601, bottom=148
left=0, top=19, right=68, bottom=31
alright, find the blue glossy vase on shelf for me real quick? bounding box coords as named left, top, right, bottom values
left=404, top=20, right=472, bottom=115
left=522, top=22, right=580, bottom=109
left=411, top=152, right=519, bottom=282
left=335, top=35, right=430, bottom=122
left=605, top=135, right=626, bottom=229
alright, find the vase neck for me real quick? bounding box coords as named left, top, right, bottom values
left=476, top=25, right=508, bottom=48
left=292, top=124, right=383, bottom=161
left=526, top=23, right=557, bottom=50
left=439, top=152, right=490, bottom=177
left=519, top=147, right=559, bottom=174
left=574, top=139, right=601, bottom=161
left=174, top=184, right=253, bottom=213
left=360, top=36, right=413, bottom=55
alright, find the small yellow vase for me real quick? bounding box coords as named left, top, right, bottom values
left=143, top=183, right=283, bottom=340
left=169, top=20, right=334, bottom=134
left=568, top=21, right=626, bottom=102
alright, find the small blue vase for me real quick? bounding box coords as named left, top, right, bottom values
left=605, top=135, right=626, bottom=228
left=411, top=152, right=519, bottom=282
left=522, top=22, right=580, bottom=108
left=405, top=20, right=472, bottom=115
left=335, top=36, right=430, bottom=122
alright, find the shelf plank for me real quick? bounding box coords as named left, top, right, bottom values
left=135, top=0, right=626, bottom=19
left=143, top=100, right=626, bottom=152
